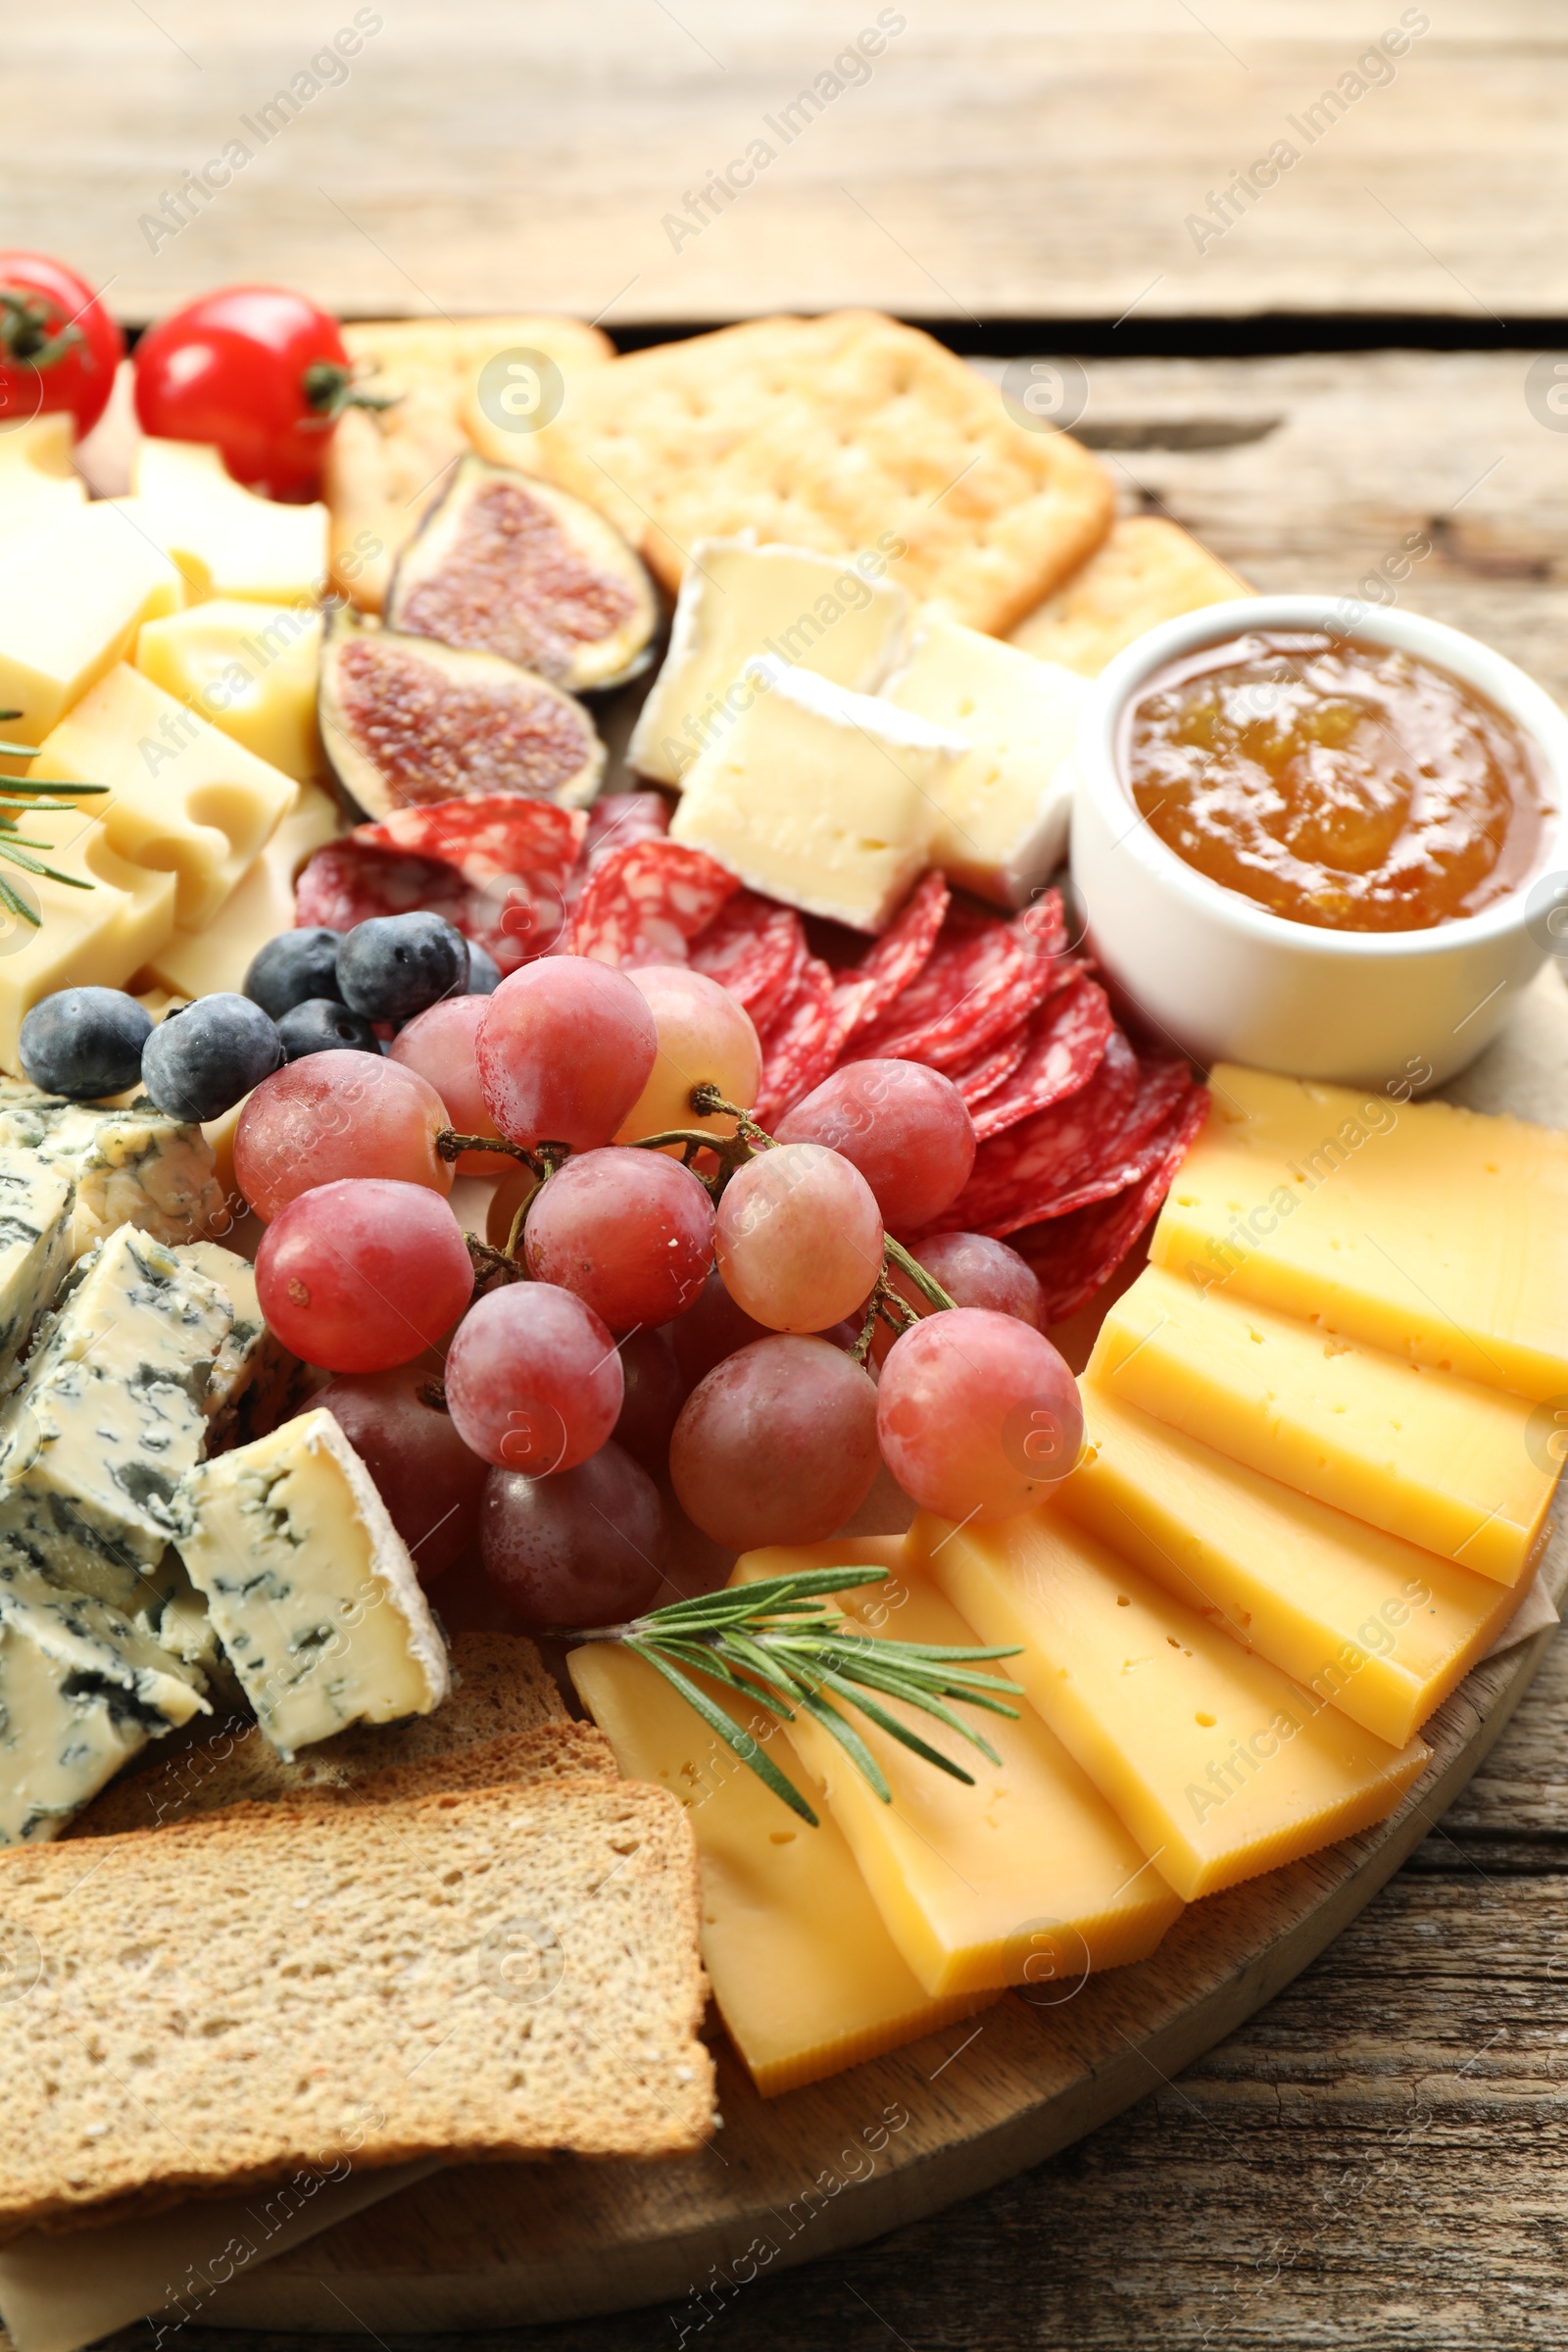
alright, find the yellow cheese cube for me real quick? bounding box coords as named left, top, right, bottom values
left=911, top=1505, right=1431, bottom=1902
left=1152, top=1063, right=1568, bottom=1403
left=1090, top=1266, right=1555, bottom=1585
left=881, top=616, right=1089, bottom=907
left=129, top=440, right=328, bottom=605
left=0, top=414, right=86, bottom=533
left=1057, top=1388, right=1522, bottom=1747
left=568, top=1640, right=990, bottom=2096
left=136, top=600, right=323, bottom=782
left=0, top=806, right=175, bottom=1074
left=36, top=664, right=296, bottom=929
left=732, top=1540, right=1182, bottom=1995
left=0, top=502, right=183, bottom=755
left=143, top=782, right=342, bottom=1002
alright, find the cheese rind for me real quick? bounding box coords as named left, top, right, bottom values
left=881, top=616, right=1088, bottom=907
left=569, top=1638, right=990, bottom=2095
left=142, top=782, right=342, bottom=1003
left=0, top=1078, right=226, bottom=1258
left=1090, top=1265, right=1555, bottom=1586
left=911, top=1505, right=1431, bottom=1902
left=129, top=440, right=329, bottom=605
left=173, top=1408, right=451, bottom=1757
left=136, top=599, right=325, bottom=781
left=1057, top=1388, right=1522, bottom=1747
left=731, top=1539, right=1182, bottom=1995
left=628, top=537, right=908, bottom=787
left=669, top=659, right=959, bottom=931
left=0, top=1149, right=74, bottom=1386
left=1152, top=1064, right=1568, bottom=1402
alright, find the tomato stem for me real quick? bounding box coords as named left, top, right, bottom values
left=0, top=290, right=81, bottom=371
left=301, top=360, right=402, bottom=422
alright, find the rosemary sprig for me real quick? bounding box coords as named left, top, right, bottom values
left=565, top=1566, right=1023, bottom=1827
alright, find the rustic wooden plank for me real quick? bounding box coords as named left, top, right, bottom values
left=14, top=3, right=1568, bottom=324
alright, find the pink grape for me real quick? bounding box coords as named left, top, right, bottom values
left=309, top=1365, right=487, bottom=1580
left=615, top=965, right=763, bottom=1146
left=877, top=1307, right=1083, bottom=1523
left=522, top=1148, right=714, bottom=1333
left=476, top=956, right=657, bottom=1151
left=714, top=1142, right=883, bottom=1332
left=670, top=1266, right=770, bottom=1388
left=256, top=1178, right=474, bottom=1372
left=445, top=1281, right=622, bottom=1472
left=235, top=1052, right=454, bottom=1221
left=612, top=1327, right=687, bottom=1473
left=479, top=1442, right=665, bottom=1628
left=389, top=997, right=514, bottom=1176
left=669, top=1334, right=880, bottom=1548
left=774, top=1058, right=976, bottom=1231
left=871, top=1230, right=1047, bottom=1364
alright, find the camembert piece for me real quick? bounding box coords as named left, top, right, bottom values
left=569, top=1638, right=990, bottom=2096
left=0, top=500, right=183, bottom=756
left=143, top=782, right=342, bottom=1003
left=1151, top=1064, right=1568, bottom=1402
left=628, top=538, right=908, bottom=787
left=1090, top=1266, right=1556, bottom=1586
left=136, top=599, right=325, bottom=782
left=0, top=812, right=176, bottom=1076
left=0, top=1149, right=74, bottom=1385
left=1056, top=1389, right=1521, bottom=1748
left=128, top=439, right=329, bottom=604
left=173, top=1408, right=451, bottom=1758
left=0, top=1561, right=209, bottom=1844
left=37, top=662, right=297, bottom=929
left=733, top=1539, right=1182, bottom=1996
left=881, top=616, right=1088, bottom=907
left=0, top=1227, right=232, bottom=1614
left=0, top=1078, right=225, bottom=1258
left=174, top=1241, right=300, bottom=1446
left=912, top=1505, right=1431, bottom=1902
left=669, top=660, right=960, bottom=932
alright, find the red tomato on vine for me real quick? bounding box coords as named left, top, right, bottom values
left=0, top=253, right=124, bottom=439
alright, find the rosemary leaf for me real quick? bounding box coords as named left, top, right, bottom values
left=623, top=1639, right=818, bottom=1826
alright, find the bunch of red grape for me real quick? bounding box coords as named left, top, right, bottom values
left=244, top=953, right=1083, bottom=1631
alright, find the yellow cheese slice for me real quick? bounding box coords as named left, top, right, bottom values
left=1151, top=1064, right=1568, bottom=1402
left=0, top=501, right=183, bottom=755
left=136, top=600, right=324, bottom=782
left=0, top=414, right=86, bottom=533
left=143, top=781, right=342, bottom=1003
left=730, top=1538, right=1182, bottom=1995
left=36, top=663, right=296, bottom=929
left=568, top=1640, right=990, bottom=2096
left=1057, top=1387, right=1522, bottom=1747
left=0, top=806, right=175, bottom=1074
left=1090, top=1266, right=1555, bottom=1585
left=910, top=1505, right=1431, bottom=1902
left=129, top=441, right=328, bottom=605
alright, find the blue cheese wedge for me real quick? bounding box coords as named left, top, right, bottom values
left=0, top=1146, right=74, bottom=1386
left=172, top=1407, right=451, bottom=1758
left=0, top=1077, right=226, bottom=1259
left=0, top=1227, right=231, bottom=1613
left=174, top=1240, right=300, bottom=1446
left=0, top=1559, right=209, bottom=1844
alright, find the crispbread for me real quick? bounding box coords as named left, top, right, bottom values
left=1008, top=514, right=1252, bottom=673
left=326, top=317, right=613, bottom=610
left=0, top=1778, right=710, bottom=2235
left=528, top=312, right=1114, bottom=635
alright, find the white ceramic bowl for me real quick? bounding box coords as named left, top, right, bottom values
left=1069, top=596, right=1568, bottom=1088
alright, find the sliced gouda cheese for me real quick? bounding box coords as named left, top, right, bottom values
left=0, top=502, right=183, bottom=755
left=36, top=664, right=296, bottom=929
left=568, top=1639, right=990, bottom=2096
left=0, top=806, right=175, bottom=1074
left=911, top=1504, right=1431, bottom=1902
left=1090, top=1266, right=1555, bottom=1585
left=1058, top=1387, right=1521, bottom=1747
left=1151, top=1063, right=1568, bottom=1403
left=136, top=600, right=324, bottom=782
left=732, top=1538, right=1182, bottom=1995
left=143, top=782, right=342, bottom=1003
left=129, top=441, right=328, bottom=605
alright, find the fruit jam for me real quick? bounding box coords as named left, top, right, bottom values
left=1120, top=629, right=1551, bottom=932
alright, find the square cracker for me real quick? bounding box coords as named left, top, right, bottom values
left=325, top=316, right=614, bottom=611
left=1009, top=514, right=1252, bottom=674
left=527, top=312, right=1115, bottom=637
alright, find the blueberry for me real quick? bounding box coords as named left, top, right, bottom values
left=244, top=927, right=343, bottom=1021
left=141, top=995, right=284, bottom=1122
left=465, top=939, right=502, bottom=995
left=18, top=989, right=154, bottom=1102
left=276, top=998, right=381, bottom=1062
left=336, top=912, right=470, bottom=1024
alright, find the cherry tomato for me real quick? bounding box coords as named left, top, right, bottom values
left=0, top=253, right=123, bottom=439
left=132, top=284, right=388, bottom=501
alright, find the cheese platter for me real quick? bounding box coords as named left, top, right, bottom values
left=0, top=263, right=1560, bottom=2346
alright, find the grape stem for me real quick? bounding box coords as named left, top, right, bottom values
left=437, top=1127, right=548, bottom=1177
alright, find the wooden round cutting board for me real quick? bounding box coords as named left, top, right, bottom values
left=211, top=971, right=1568, bottom=2334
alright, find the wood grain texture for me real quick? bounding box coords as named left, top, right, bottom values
left=14, top=3, right=1568, bottom=324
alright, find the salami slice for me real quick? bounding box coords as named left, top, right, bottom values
left=949, top=1026, right=1030, bottom=1109
left=848, top=892, right=1074, bottom=1076
left=689, top=890, right=807, bottom=1020
left=295, top=838, right=466, bottom=935
left=753, top=956, right=839, bottom=1129
left=1015, top=1084, right=1210, bottom=1323
left=359, top=795, right=587, bottom=970
left=969, top=976, right=1113, bottom=1144
left=933, top=1031, right=1143, bottom=1238
left=829, top=870, right=951, bottom=1045
left=583, top=791, right=670, bottom=866
left=569, top=839, right=739, bottom=967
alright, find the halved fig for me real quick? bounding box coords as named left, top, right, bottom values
left=385, top=453, right=659, bottom=694
left=318, top=611, right=605, bottom=819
